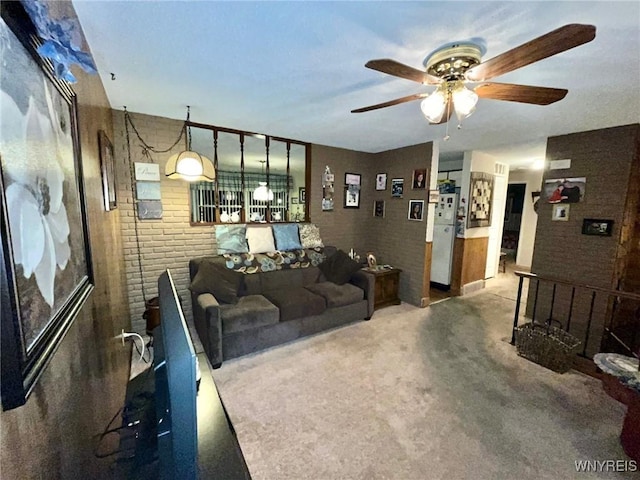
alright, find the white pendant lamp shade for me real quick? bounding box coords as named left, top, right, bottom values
left=452, top=85, right=479, bottom=120
left=253, top=181, right=274, bottom=201
left=165, top=150, right=215, bottom=182
left=420, top=88, right=447, bottom=123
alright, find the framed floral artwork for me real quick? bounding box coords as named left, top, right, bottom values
left=0, top=15, right=93, bottom=410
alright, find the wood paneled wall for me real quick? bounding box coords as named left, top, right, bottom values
left=1, top=3, right=131, bottom=478
left=451, top=237, right=489, bottom=295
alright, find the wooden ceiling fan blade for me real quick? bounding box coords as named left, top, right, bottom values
left=475, top=83, right=568, bottom=105
left=365, top=59, right=442, bottom=85
left=351, top=93, right=427, bottom=113
left=465, top=24, right=596, bottom=82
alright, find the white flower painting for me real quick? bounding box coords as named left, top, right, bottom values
left=1, top=19, right=89, bottom=353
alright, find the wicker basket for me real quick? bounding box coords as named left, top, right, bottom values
left=515, top=322, right=581, bottom=373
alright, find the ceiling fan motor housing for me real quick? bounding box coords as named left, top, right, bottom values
left=424, top=43, right=482, bottom=80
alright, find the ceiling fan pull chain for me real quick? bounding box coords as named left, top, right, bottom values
left=443, top=91, right=451, bottom=141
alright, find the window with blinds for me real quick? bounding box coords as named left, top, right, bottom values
left=187, top=124, right=308, bottom=225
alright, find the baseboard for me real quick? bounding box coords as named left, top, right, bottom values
left=461, top=280, right=485, bottom=295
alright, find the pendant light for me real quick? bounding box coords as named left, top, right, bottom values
left=165, top=106, right=215, bottom=182
left=253, top=160, right=273, bottom=201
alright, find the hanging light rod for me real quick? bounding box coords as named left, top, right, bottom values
left=165, top=106, right=216, bottom=182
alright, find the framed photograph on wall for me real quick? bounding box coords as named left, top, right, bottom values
left=552, top=203, right=570, bottom=221
left=544, top=177, right=586, bottom=204
left=299, top=187, right=306, bottom=203
left=344, top=186, right=360, bottom=208
left=0, top=17, right=94, bottom=409
left=582, top=218, right=613, bottom=236
left=408, top=200, right=425, bottom=221
left=374, top=200, right=385, bottom=217
left=391, top=178, right=404, bottom=198
left=412, top=169, right=427, bottom=189
left=376, top=173, right=387, bottom=191
left=99, top=130, right=117, bottom=211
left=345, top=172, right=361, bottom=186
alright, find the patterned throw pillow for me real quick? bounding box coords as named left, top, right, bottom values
left=299, top=223, right=324, bottom=248
left=215, top=224, right=248, bottom=255
left=246, top=225, right=276, bottom=253
left=272, top=224, right=302, bottom=251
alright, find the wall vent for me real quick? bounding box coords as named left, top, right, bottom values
left=494, top=162, right=508, bottom=176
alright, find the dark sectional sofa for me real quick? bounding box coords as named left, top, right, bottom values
left=189, top=246, right=375, bottom=368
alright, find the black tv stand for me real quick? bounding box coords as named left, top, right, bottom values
left=117, top=353, right=251, bottom=479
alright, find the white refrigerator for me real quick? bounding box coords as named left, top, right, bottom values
left=431, top=193, right=458, bottom=287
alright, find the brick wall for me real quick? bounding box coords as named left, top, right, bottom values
left=528, top=124, right=640, bottom=354
left=112, top=111, right=216, bottom=332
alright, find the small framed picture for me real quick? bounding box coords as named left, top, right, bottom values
left=582, top=218, right=614, bottom=236
left=99, top=130, right=117, bottom=211
left=291, top=197, right=298, bottom=204
left=299, top=187, right=306, bottom=203
left=376, top=173, right=387, bottom=191
left=391, top=178, right=404, bottom=198
left=412, top=168, right=427, bottom=189
left=428, top=190, right=440, bottom=203
left=345, top=172, right=361, bottom=186
left=408, top=200, right=425, bottom=221
left=374, top=200, right=385, bottom=217
left=344, top=186, right=360, bottom=208
left=552, top=203, right=570, bottom=221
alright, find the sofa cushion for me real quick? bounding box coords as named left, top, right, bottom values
left=272, top=223, right=302, bottom=251
left=220, top=295, right=280, bottom=334
left=260, top=269, right=305, bottom=293
left=299, top=223, right=324, bottom=248
left=215, top=224, right=248, bottom=254
left=263, top=288, right=326, bottom=322
left=318, top=249, right=362, bottom=285
left=190, top=259, right=244, bottom=304
left=246, top=225, right=276, bottom=253
left=305, top=281, right=364, bottom=308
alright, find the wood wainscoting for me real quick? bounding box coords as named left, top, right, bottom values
left=421, top=241, right=433, bottom=307
left=451, top=236, right=489, bottom=296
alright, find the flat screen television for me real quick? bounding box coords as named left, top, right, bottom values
left=154, top=269, right=198, bottom=480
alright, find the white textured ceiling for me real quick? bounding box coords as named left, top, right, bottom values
left=72, top=1, right=640, bottom=168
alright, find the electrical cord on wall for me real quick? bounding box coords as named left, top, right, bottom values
left=119, top=331, right=145, bottom=363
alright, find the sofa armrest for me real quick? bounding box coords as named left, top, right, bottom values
left=350, top=270, right=375, bottom=319
left=192, top=292, right=223, bottom=368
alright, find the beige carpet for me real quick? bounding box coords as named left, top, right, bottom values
left=212, top=280, right=630, bottom=480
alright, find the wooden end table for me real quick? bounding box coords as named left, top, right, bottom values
left=362, top=267, right=402, bottom=310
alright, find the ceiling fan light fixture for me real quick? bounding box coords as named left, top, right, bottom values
left=452, top=83, right=478, bottom=120
left=165, top=150, right=215, bottom=182
left=420, top=87, right=447, bottom=123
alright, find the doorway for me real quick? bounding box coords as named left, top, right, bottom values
left=502, top=183, right=526, bottom=263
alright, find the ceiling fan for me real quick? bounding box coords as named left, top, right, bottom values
left=352, top=24, right=596, bottom=134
